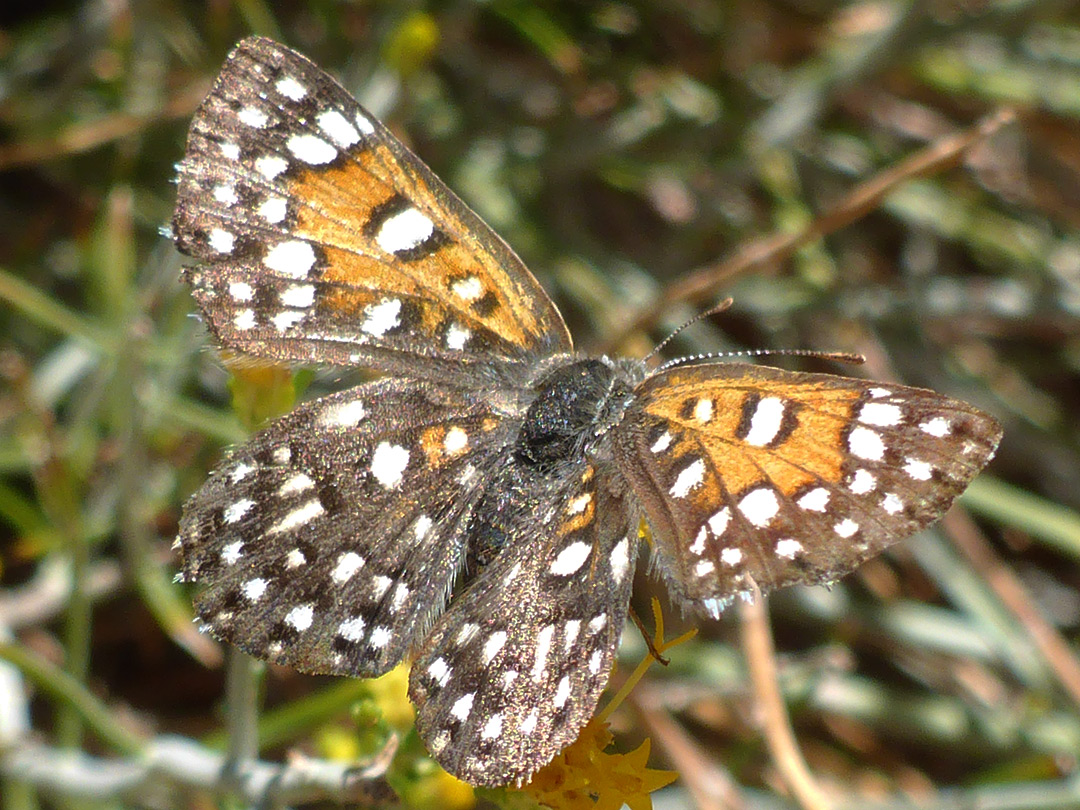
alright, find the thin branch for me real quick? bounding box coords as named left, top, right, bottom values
left=0, top=736, right=396, bottom=806
left=739, top=586, right=832, bottom=810
left=597, top=107, right=1018, bottom=355
left=943, top=509, right=1080, bottom=713
left=631, top=681, right=746, bottom=810
left=0, top=81, right=210, bottom=171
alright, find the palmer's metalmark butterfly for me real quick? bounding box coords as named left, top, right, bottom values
left=172, top=37, right=1003, bottom=786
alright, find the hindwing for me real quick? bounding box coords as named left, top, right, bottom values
left=408, top=464, right=638, bottom=786
left=178, top=378, right=514, bottom=676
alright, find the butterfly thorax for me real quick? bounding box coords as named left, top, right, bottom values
left=465, top=358, right=638, bottom=570
left=517, top=358, right=637, bottom=471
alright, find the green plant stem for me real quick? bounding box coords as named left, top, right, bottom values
left=0, top=642, right=145, bottom=756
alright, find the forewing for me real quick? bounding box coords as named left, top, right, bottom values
left=173, top=37, right=571, bottom=377
left=614, top=363, right=1002, bottom=617
left=178, top=377, right=513, bottom=676
left=408, top=467, right=638, bottom=786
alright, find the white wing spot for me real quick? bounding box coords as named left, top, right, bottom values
left=738, top=488, right=779, bottom=527
left=848, top=426, right=885, bottom=461
left=563, top=620, right=581, bottom=652
left=834, top=518, right=859, bottom=538
left=567, top=492, right=592, bottom=515
left=332, top=552, right=364, bottom=583
left=430, top=730, right=449, bottom=754
left=221, top=541, right=243, bottom=565
left=550, top=541, right=592, bottom=576
left=588, top=650, right=602, bottom=675
left=242, top=578, right=267, bottom=601
left=223, top=499, right=254, bottom=524
left=721, top=547, right=743, bottom=566
left=744, top=397, right=785, bottom=446
left=208, top=228, right=234, bottom=254
left=285, top=604, right=314, bottom=631
left=255, top=155, right=287, bottom=179
left=287, top=133, right=338, bottom=165
left=271, top=310, right=305, bottom=332
left=229, top=281, right=254, bottom=302
left=451, top=276, right=484, bottom=301
left=670, top=458, right=705, bottom=498
left=280, top=284, right=315, bottom=309
left=414, top=515, right=433, bottom=542
left=503, top=670, right=519, bottom=688
left=259, top=196, right=287, bottom=223
left=370, top=442, right=409, bottom=489
left=797, top=487, right=830, bottom=512
left=370, top=626, right=391, bottom=648
left=587, top=614, right=607, bottom=635
left=882, top=493, right=904, bottom=514
left=776, top=538, right=802, bottom=559
left=391, top=583, right=409, bottom=611
left=533, top=625, right=555, bottom=681
left=285, top=548, right=306, bottom=568
left=268, top=500, right=324, bottom=535
left=650, top=431, right=673, bottom=453
left=869, top=387, right=892, bottom=398
left=483, top=631, right=507, bottom=664
left=361, top=298, right=402, bottom=337
left=708, top=507, right=730, bottom=536
left=354, top=112, right=376, bottom=135
left=609, top=537, right=630, bottom=583
left=238, top=106, right=268, bottom=127
left=904, top=459, right=933, bottom=480
left=443, top=426, right=468, bottom=455
left=689, top=526, right=707, bottom=555
left=372, top=575, right=392, bottom=599
left=446, top=323, right=471, bottom=350
left=264, top=240, right=316, bottom=278
left=920, top=417, right=951, bottom=437
left=428, top=657, right=451, bottom=687
left=234, top=309, right=256, bottom=330
left=272, top=446, right=291, bottom=464
left=276, top=76, right=307, bottom=100
left=338, top=617, right=364, bottom=641
left=695, top=560, right=715, bottom=577
left=376, top=207, right=435, bottom=254
left=553, top=676, right=571, bottom=709
left=220, top=141, right=240, bottom=160
left=229, top=462, right=255, bottom=483
left=214, top=184, right=238, bottom=205
left=850, top=469, right=876, bottom=494
left=859, top=402, right=903, bottom=427
left=320, top=399, right=366, bottom=428
left=450, top=692, right=474, bottom=722
left=481, top=713, right=503, bottom=740
left=521, top=709, right=539, bottom=735
left=693, top=398, right=714, bottom=423
left=317, top=110, right=361, bottom=147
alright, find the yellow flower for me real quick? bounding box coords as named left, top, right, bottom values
left=514, top=599, right=690, bottom=810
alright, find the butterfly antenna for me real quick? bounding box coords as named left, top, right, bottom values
left=657, top=347, right=865, bottom=373
left=644, top=298, right=734, bottom=363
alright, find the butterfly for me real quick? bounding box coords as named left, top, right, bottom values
left=172, top=37, right=1003, bottom=786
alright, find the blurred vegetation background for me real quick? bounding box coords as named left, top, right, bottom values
left=2, top=1, right=1080, bottom=808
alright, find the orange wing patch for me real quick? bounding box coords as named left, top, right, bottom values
left=643, top=367, right=861, bottom=498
